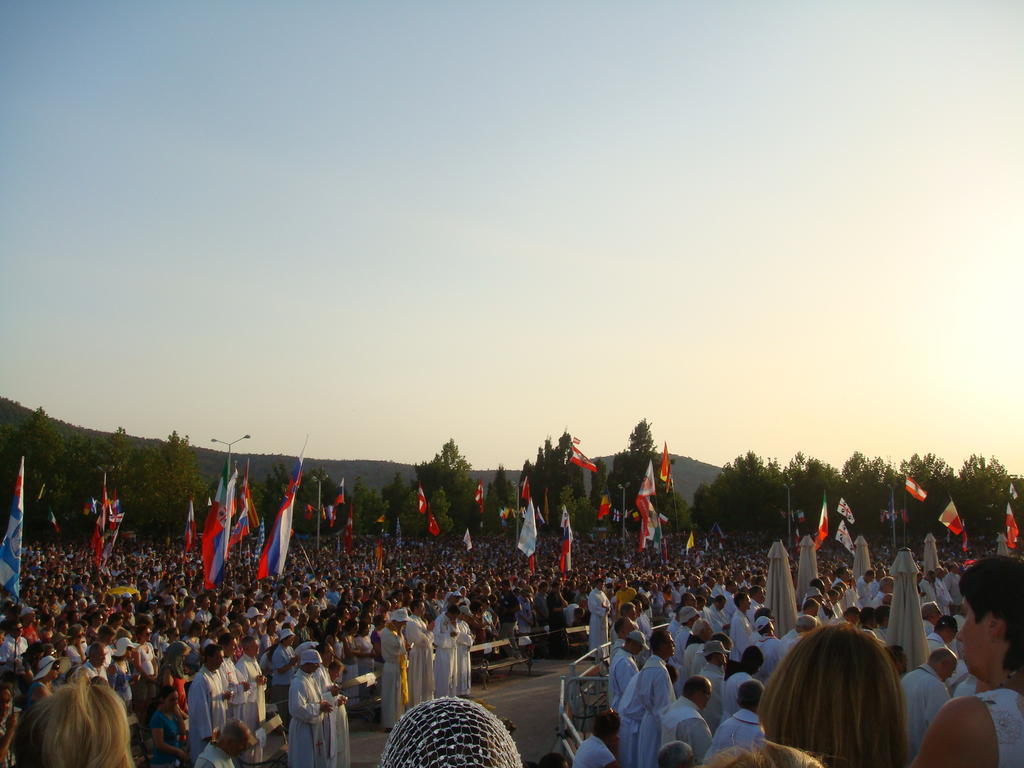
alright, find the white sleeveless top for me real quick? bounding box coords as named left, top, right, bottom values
left=975, top=688, right=1024, bottom=768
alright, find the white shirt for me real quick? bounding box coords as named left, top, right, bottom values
left=571, top=735, right=616, bottom=768
left=706, top=708, right=765, bottom=759
left=901, top=664, right=950, bottom=761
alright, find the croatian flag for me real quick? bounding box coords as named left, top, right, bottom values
left=184, top=498, right=196, bottom=553
left=202, top=460, right=238, bottom=589
left=258, top=452, right=303, bottom=579
left=559, top=506, right=573, bottom=574
left=228, top=504, right=250, bottom=547
left=0, top=458, right=25, bottom=599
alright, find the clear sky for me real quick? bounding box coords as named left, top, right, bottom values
left=1, top=2, right=1022, bottom=473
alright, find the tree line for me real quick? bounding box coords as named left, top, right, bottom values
left=0, top=407, right=1016, bottom=541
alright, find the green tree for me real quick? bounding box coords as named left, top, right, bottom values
left=953, top=455, right=1008, bottom=533
left=351, top=478, right=387, bottom=535
left=607, top=419, right=659, bottom=533
left=899, top=453, right=956, bottom=533
left=415, top=439, right=474, bottom=533
left=429, top=487, right=453, bottom=535
left=693, top=451, right=785, bottom=533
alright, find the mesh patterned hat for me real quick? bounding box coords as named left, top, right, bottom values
left=378, top=697, right=521, bottom=768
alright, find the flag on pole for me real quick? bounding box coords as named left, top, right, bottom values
left=463, top=528, right=473, bottom=551
left=938, top=499, right=964, bottom=535
left=475, top=480, right=484, bottom=514
left=108, top=495, right=124, bottom=528
left=254, top=516, right=265, bottom=562
left=814, top=492, right=828, bottom=551
left=570, top=442, right=597, bottom=472
left=343, top=504, right=353, bottom=554
left=659, top=443, right=673, bottom=490
left=203, top=460, right=239, bottom=589
left=1006, top=503, right=1018, bottom=550
left=335, top=479, right=345, bottom=506
left=47, top=506, right=60, bottom=534
left=1010, top=482, right=1018, bottom=500
left=521, top=477, right=531, bottom=501
left=0, top=458, right=25, bottom=599
left=559, top=506, right=573, bottom=574
left=325, top=505, right=335, bottom=527
left=635, top=460, right=657, bottom=549
left=241, top=465, right=258, bottom=530
left=228, top=504, right=250, bottom=547
left=685, top=531, right=695, bottom=552
left=837, top=498, right=855, bottom=524
left=184, top=499, right=196, bottom=553
left=905, top=477, right=928, bottom=502
left=598, top=490, right=611, bottom=519
left=796, top=509, right=806, bottom=522
left=518, top=497, right=537, bottom=560
left=376, top=515, right=385, bottom=524
left=417, top=484, right=428, bottom=515
left=91, top=474, right=108, bottom=568
left=835, top=519, right=855, bottom=554
left=374, top=536, right=383, bottom=571
left=257, top=451, right=303, bottom=580
left=427, top=506, right=441, bottom=537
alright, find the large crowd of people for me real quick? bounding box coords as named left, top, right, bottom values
left=0, top=529, right=1018, bottom=768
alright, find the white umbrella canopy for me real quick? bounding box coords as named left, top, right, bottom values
left=923, top=533, right=940, bottom=573
left=887, top=548, right=928, bottom=671
left=766, top=540, right=798, bottom=637
left=797, top=535, right=819, bottom=603
left=997, top=532, right=1009, bottom=557
left=853, top=535, right=871, bottom=581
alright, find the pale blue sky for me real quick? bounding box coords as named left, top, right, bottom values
left=2, top=2, right=1022, bottom=472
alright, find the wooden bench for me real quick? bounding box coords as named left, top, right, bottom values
left=565, top=624, right=590, bottom=654
left=470, top=638, right=533, bottom=688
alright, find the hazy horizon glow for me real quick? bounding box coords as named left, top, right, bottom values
left=2, top=3, right=1022, bottom=474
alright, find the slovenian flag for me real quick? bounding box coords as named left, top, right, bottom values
left=228, top=503, right=250, bottom=547
left=258, top=452, right=303, bottom=580
left=0, top=458, right=25, bottom=599
left=559, top=506, right=573, bottom=574
left=202, top=460, right=238, bottom=589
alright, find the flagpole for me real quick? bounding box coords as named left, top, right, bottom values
left=902, top=487, right=907, bottom=548
left=619, top=484, right=626, bottom=541
left=784, top=484, right=791, bottom=545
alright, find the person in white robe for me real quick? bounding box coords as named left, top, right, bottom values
left=404, top=601, right=435, bottom=707
left=608, top=631, right=644, bottom=710
left=234, top=636, right=267, bottom=726
left=618, top=629, right=675, bottom=768
left=288, top=650, right=334, bottom=768
left=705, top=680, right=765, bottom=760
left=193, top=720, right=256, bottom=768
left=453, top=614, right=474, bottom=696
left=902, top=647, right=956, bottom=762
left=752, top=618, right=783, bottom=682
left=682, top=621, right=713, bottom=679
left=316, top=656, right=351, bottom=768
left=728, top=594, right=753, bottom=662
left=380, top=611, right=409, bottom=729
left=432, top=604, right=460, bottom=697
left=696, top=640, right=728, bottom=734
left=588, top=578, right=611, bottom=654
left=187, top=645, right=232, bottom=764
left=660, top=675, right=713, bottom=762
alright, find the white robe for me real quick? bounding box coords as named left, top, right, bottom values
left=588, top=589, right=611, bottom=653
left=659, top=697, right=712, bottom=762
left=698, top=662, right=726, bottom=733
left=619, top=656, right=674, bottom=768
left=728, top=611, right=752, bottom=662
left=380, top=628, right=407, bottom=728
left=288, top=670, right=330, bottom=768
left=233, top=654, right=267, bottom=732
left=608, top=651, right=639, bottom=711
left=186, top=667, right=229, bottom=764
left=901, top=664, right=950, bottom=761
left=403, top=616, right=435, bottom=707
left=432, top=617, right=458, bottom=697
left=454, top=620, right=474, bottom=696
left=314, top=666, right=350, bottom=768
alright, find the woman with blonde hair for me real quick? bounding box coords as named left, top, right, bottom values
left=705, top=742, right=825, bottom=768
left=760, top=623, right=906, bottom=768
left=13, top=676, right=133, bottom=768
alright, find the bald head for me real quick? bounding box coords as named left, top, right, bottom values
left=927, top=647, right=957, bottom=681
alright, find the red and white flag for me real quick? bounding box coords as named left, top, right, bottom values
left=1006, top=503, right=1018, bottom=550
left=417, top=484, right=427, bottom=515
left=836, top=498, right=855, bottom=525
left=475, top=480, right=484, bottom=514
left=570, top=442, right=597, bottom=473
left=463, top=528, right=472, bottom=551
left=184, top=498, right=196, bottom=553
left=814, top=492, right=829, bottom=551
left=905, top=477, right=928, bottom=502
left=938, top=499, right=964, bottom=535
left=521, top=477, right=531, bottom=501
left=835, top=519, right=855, bottom=554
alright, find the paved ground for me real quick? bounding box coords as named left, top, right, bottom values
left=348, top=658, right=568, bottom=767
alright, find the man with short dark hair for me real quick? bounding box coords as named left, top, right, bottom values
left=571, top=709, right=620, bottom=768
left=706, top=679, right=765, bottom=758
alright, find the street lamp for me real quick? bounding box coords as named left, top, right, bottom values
left=210, top=434, right=251, bottom=474
left=311, top=471, right=329, bottom=551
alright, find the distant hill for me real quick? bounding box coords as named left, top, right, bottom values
left=0, top=397, right=720, bottom=501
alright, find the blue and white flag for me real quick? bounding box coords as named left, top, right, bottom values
left=0, top=458, right=25, bottom=599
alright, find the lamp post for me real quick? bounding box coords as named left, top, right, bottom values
left=311, top=471, right=328, bottom=551
left=618, top=483, right=627, bottom=541
left=784, top=483, right=791, bottom=544
left=210, top=434, right=251, bottom=477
